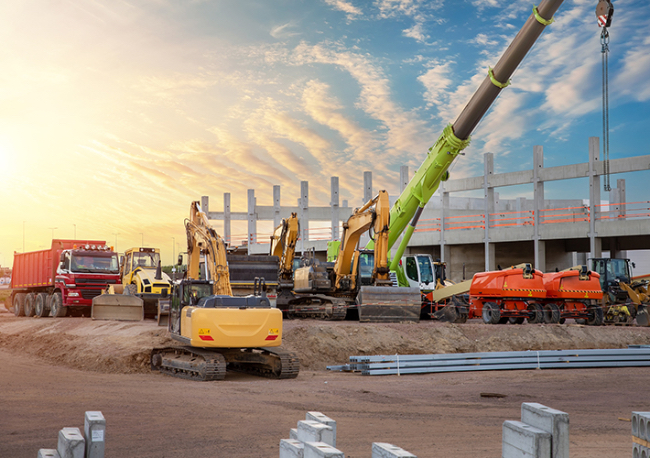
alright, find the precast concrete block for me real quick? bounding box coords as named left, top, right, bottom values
left=303, top=441, right=344, bottom=458
left=521, top=403, right=569, bottom=458
left=280, top=439, right=305, bottom=458
left=306, top=412, right=337, bottom=447
left=297, top=420, right=334, bottom=446
left=632, top=442, right=647, bottom=458
left=290, top=428, right=298, bottom=440
left=57, top=427, right=85, bottom=458
left=632, top=412, right=650, bottom=440
left=37, top=450, right=60, bottom=458
left=84, top=411, right=106, bottom=458
left=371, top=442, right=417, bottom=458
left=502, top=420, right=551, bottom=458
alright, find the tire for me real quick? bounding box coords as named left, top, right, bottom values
left=24, top=293, right=36, bottom=317
left=35, top=293, right=49, bottom=318
left=587, top=306, right=604, bottom=326
left=543, top=303, right=561, bottom=324
left=123, top=284, right=138, bottom=296
left=527, top=302, right=543, bottom=324
left=13, top=293, right=26, bottom=317
left=482, top=302, right=501, bottom=325
left=51, top=292, right=67, bottom=318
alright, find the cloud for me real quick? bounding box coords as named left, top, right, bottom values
left=323, top=0, right=363, bottom=20
left=270, top=22, right=301, bottom=40
left=614, top=35, right=650, bottom=102
left=470, top=33, right=498, bottom=47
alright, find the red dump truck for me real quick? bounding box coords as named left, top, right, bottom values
left=10, top=239, right=121, bottom=318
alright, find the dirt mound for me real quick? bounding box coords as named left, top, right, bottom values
left=2, top=306, right=650, bottom=374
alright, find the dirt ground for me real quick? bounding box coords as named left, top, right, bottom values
left=1, top=302, right=650, bottom=457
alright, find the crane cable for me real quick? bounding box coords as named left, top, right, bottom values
left=601, top=26, right=611, bottom=192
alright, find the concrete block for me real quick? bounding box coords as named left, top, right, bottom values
left=37, top=450, right=60, bottom=458
left=84, top=411, right=106, bottom=458
left=372, top=442, right=417, bottom=458
left=502, top=420, right=551, bottom=458
left=306, top=412, right=337, bottom=447
left=280, top=439, right=305, bottom=458
left=636, top=443, right=650, bottom=458
left=521, top=403, right=569, bottom=458
left=297, top=420, right=334, bottom=446
left=303, top=441, right=344, bottom=458
left=290, top=428, right=298, bottom=440
left=632, top=412, right=650, bottom=440
left=57, top=427, right=85, bottom=458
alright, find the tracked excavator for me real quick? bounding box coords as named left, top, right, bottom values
left=286, top=190, right=420, bottom=322
left=150, top=201, right=299, bottom=381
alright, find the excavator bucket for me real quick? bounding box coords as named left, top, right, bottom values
left=357, top=286, right=421, bottom=323
left=91, top=294, right=144, bottom=321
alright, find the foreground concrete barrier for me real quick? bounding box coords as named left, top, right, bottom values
left=37, top=450, right=60, bottom=458
left=521, top=403, right=569, bottom=458
left=57, top=427, right=85, bottom=458
left=296, top=420, right=335, bottom=446
left=84, top=411, right=106, bottom=458
left=280, top=439, right=305, bottom=458
left=502, top=420, right=551, bottom=458
left=632, top=411, right=650, bottom=458
left=306, top=412, right=336, bottom=447
left=303, top=441, right=344, bottom=458
left=372, top=442, right=416, bottom=458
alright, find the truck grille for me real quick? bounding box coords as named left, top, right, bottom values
left=75, top=278, right=118, bottom=285
left=80, top=289, right=103, bottom=300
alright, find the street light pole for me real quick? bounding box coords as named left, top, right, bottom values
left=48, top=227, right=58, bottom=239
left=172, top=237, right=175, bottom=264
left=112, top=232, right=119, bottom=251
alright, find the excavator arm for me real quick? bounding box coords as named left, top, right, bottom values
left=270, top=212, right=299, bottom=285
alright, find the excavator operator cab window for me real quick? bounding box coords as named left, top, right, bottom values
left=405, top=257, right=418, bottom=282
left=183, top=284, right=212, bottom=305
left=417, top=256, right=434, bottom=284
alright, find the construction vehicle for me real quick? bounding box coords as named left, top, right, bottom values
left=287, top=190, right=421, bottom=322
left=150, top=201, right=299, bottom=381
left=397, top=254, right=470, bottom=322
left=361, top=0, right=564, bottom=318
left=589, top=257, right=650, bottom=324
left=10, top=240, right=120, bottom=318
left=541, top=266, right=604, bottom=325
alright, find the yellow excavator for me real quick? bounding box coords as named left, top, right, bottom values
left=150, top=201, right=300, bottom=381
left=282, top=190, right=420, bottom=322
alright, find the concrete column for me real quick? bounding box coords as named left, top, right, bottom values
left=57, top=427, right=85, bottom=458
left=84, top=411, right=106, bottom=458
left=247, top=189, right=256, bottom=253
left=588, top=136, right=602, bottom=259
left=533, top=146, right=546, bottom=271
left=364, top=171, right=372, bottom=204
left=223, top=193, right=231, bottom=246
left=300, top=181, right=309, bottom=254
left=572, top=252, right=587, bottom=267
left=521, top=403, right=569, bottom=458
left=372, top=442, right=416, bottom=458
left=331, top=178, right=340, bottom=241
left=617, top=178, right=626, bottom=218
left=483, top=153, right=495, bottom=272
left=273, top=185, right=281, bottom=228
left=400, top=166, right=409, bottom=194
left=201, top=196, right=209, bottom=214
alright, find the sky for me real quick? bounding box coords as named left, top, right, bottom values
left=1, top=0, right=649, bottom=267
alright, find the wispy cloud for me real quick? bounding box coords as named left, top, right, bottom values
left=323, top=0, right=363, bottom=20
left=271, top=22, right=301, bottom=40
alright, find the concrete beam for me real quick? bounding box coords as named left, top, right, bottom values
left=502, top=421, right=551, bottom=458
left=84, top=411, right=106, bottom=458
left=57, top=427, right=85, bottom=458
left=371, top=442, right=416, bottom=458
left=280, top=439, right=305, bottom=458
left=296, top=420, right=334, bottom=446
left=521, top=403, right=569, bottom=458
left=38, top=450, right=60, bottom=458
left=303, top=442, right=344, bottom=458
left=633, top=412, right=650, bottom=441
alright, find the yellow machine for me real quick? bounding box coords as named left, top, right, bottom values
left=289, top=190, right=421, bottom=322
left=118, top=247, right=172, bottom=315
left=150, top=201, right=299, bottom=381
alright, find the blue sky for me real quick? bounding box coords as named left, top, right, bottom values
left=0, top=0, right=648, bottom=265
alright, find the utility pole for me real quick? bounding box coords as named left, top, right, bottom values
left=112, top=232, right=119, bottom=251
left=48, top=227, right=58, bottom=239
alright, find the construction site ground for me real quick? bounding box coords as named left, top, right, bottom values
left=1, top=302, right=650, bottom=458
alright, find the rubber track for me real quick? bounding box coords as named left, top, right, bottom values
left=151, top=346, right=227, bottom=381
left=228, top=347, right=300, bottom=379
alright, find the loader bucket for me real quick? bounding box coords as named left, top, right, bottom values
left=357, top=286, right=421, bottom=323
left=91, top=294, right=144, bottom=321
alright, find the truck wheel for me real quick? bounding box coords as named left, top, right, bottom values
left=587, top=306, right=604, bottom=326
left=123, top=284, right=138, bottom=296
left=13, top=293, right=26, bottom=317
left=51, top=292, right=67, bottom=318
left=543, top=303, right=561, bottom=324
left=24, top=293, right=36, bottom=317
left=35, top=293, right=49, bottom=317
left=527, top=302, right=543, bottom=324
left=482, top=302, right=501, bottom=324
